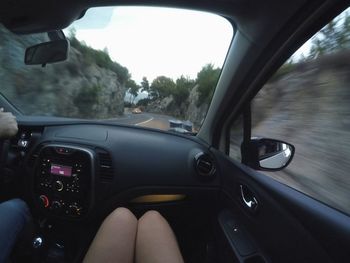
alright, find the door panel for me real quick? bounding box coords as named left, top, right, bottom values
left=213, top=149, right=350, bottom=262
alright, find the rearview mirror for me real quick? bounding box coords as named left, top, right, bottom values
left=25, top=39, right=69, bottom=66
left=241, top=138, right=295, bottom=171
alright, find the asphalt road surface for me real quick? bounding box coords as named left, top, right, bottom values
left=105, top=112, right=174, bottom=131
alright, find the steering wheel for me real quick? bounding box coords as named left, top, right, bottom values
left=0, top=139, right=10, bottom=186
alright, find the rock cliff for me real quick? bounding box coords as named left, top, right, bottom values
left=185, top=85, right=208, bottom=127
left=0, top=25, right=126, bottom=119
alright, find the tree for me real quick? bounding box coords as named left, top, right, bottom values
left=68, top=27, right=77, bottom=39
left=150, top=76, right=176, bottom=99
left=309, top=12, right=350, bottom=58
left=137, top=98, right=150, bottom=107
left=141, top=77, right=150, bottom=93
left=126, top=79, right=140, bottom=104
left=173, top=75, right=194, bottom=105
left=196, top=64, right=221, bottom=106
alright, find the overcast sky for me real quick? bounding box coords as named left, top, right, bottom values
left=65, top=7, right=233, bottom=84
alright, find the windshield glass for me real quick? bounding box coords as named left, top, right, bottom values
left=0, top=7, right=233, bottom=132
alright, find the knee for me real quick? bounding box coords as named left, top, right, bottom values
left=3, top=199, right=30, bottom=220
left=0, top=199, right=31, bottom=235
left=106, top=207, right=137, bottom=225
left=6, top=198, right=28, bottom=209
left=139, top=210, right=164, bottom=225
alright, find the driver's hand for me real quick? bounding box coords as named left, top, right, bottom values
left=0, top=108, right=18, bottom=139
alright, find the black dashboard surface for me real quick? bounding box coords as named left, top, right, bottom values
left=43, top=124, right=219, bottom=190
left=15, top=120, right=220, bottom=220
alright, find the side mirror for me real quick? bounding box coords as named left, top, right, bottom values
left=241, top=138, right=295, bottom=171
left=25, top=39, right=69, bottom=66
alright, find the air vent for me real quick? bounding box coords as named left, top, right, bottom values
left=98, top=150, right=114, bottom=182
left=194, top=152, right=216, bottom=178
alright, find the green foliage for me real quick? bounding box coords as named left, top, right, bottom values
left=68, top=28, right=77, bottom=39
left=196, top=64, right=221, bottom=106
left=150, top=76, right=176, bottom=99
left=127, top=79, right=140, bottom=96
left=124, top=101, right=133, bottom=107
left=68, top=32, right=130, bottom=84
left=138, top=75, right=194, bottom=108
left=309, top=12, right=350, bottom=58
left=137, top=98, right=150, bottom=107
left=73, top=84, right=102, bottom=117
left=173, top=76, right=194, bottom=105
left=270, top=11, right=350, bottom=82
left=141, top=77, right=150, bottom=93
left=143, top=65, right=220, bottom=109
left=126, top=79, right=140, bottom=104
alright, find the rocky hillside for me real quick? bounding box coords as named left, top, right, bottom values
left=252, top=50, right=350, bottom=214
left=145, top=85, right=209, bottom=128
left=0, top=25, right=126, bottom=119
left=185, top=85, right=209, bottom=127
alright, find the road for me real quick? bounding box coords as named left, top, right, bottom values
left=105, top=112, right=174, bottom=130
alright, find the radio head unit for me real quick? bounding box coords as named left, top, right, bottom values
left=33, top=144, right=94, bottom=219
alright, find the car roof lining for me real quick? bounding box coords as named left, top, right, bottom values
left=0, top=0, right=307, bottom=43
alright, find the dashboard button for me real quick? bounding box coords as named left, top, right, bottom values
left=51, top=200, right=62, bottom=210
left=68, top=203, right=82, bottom=216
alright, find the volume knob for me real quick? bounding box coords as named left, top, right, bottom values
left=55, top=181, right=64, bottom=192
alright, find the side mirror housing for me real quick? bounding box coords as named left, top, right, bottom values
left=241, top=138, right=295, bottom=171
left=25, top=39, right=69, bottom=66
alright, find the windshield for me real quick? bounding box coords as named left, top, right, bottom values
left=0, top=7, right=233, bottom=132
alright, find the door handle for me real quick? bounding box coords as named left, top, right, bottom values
left=240, top=185, right=259, bottom=211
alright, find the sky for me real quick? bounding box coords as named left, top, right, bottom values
left=65, top=7, right=233, bottom=84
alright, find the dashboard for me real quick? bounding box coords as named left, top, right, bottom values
left=5, top=120, right=220, bottom=221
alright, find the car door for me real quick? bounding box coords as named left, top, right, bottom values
left=206, top=4, right=350, bottom=263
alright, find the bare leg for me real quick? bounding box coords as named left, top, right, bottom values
left=83, top=207, right=138, bottom=263
left=135, top=210, right=184, bottom=263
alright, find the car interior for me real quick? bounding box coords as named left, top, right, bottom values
left=0, top=0, right=350, bottom=262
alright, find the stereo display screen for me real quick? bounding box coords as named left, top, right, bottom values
left=50, top=164, right=72, bottom=177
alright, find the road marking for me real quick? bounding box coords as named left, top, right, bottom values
left=135, top=117, right=154, bottom=126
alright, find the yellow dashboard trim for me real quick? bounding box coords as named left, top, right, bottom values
left=130, top=194, right=186, bottom=203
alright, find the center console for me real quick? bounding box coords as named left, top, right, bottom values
left=33, top=144, right=94, bottom=219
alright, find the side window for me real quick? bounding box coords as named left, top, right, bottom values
left=250, top=8, right=350, bottom=214
left=229, top=115, right=243, bottom=162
